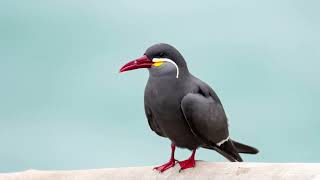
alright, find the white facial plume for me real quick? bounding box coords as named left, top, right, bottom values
left=152, top=58, right=179, bottom=78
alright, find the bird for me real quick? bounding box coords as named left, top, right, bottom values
left=119, top=43, right=258, bottom=172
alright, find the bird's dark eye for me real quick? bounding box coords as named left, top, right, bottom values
left=159, top=52, right=165, bottom=57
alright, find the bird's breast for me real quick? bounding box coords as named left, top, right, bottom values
left=144, top=77, right=201, bottom=149
left=145, top=79, right=185, bottom=111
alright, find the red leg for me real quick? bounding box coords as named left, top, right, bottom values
left=154, top=143, right=177, bottom=172
left=178, top=149, right=196, bottom=171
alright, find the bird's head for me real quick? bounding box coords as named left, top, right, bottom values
left=120, top=43, right=188, bottom=78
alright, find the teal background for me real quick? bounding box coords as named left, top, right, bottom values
left=0, top=0, right=319, bottom=172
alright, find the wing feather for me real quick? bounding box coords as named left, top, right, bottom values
left=181, top=84, right=243, bottom=162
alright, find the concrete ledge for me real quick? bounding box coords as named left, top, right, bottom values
left=1, top=162, right=320, bottom=180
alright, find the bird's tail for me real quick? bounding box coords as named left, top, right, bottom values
left=231, top=139, right=259, bottom=154
left=203, top=139, right=258, bottom=162
left=213, top=139, right=243, bottom=162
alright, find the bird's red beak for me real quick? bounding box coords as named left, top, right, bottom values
left=119, top=55, right=153, bottom=73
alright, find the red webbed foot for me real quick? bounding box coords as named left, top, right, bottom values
left=178, top=158, right=195, bottom=171
left=154, top=143, right=177, bottom=173
left=178, top=149, right=196, bottom=172
left=153, top=158, right=177, bottom=172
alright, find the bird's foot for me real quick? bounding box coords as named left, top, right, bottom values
left=178, top=158, right=196, bottom=172
left=153, top=158, right=177, bottom=173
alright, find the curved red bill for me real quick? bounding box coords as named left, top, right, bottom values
left=119, top=55, right=153, bottom=73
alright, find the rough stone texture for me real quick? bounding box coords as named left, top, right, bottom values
left=1, top=162, right=320, bottom=180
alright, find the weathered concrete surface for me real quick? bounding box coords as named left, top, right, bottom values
left=1, top=162, right=320, bottom=180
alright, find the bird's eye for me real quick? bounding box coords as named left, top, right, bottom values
left=159, top=52, right=165, bottom=57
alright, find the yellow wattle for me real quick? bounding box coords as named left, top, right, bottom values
left=153, top=61, right=164, bottom=67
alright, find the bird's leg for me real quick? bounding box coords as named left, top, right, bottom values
left=178, top=149, right=196, bottom=172
left=153, top=143, right=177, bottom=172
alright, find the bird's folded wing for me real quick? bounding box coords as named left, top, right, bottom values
left=180, top=93, right=229, bottom=145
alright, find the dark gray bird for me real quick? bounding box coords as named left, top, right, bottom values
left=120, top=43, right=258, bottom=172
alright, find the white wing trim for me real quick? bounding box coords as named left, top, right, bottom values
left=216, top=136, right=230, bottom=146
